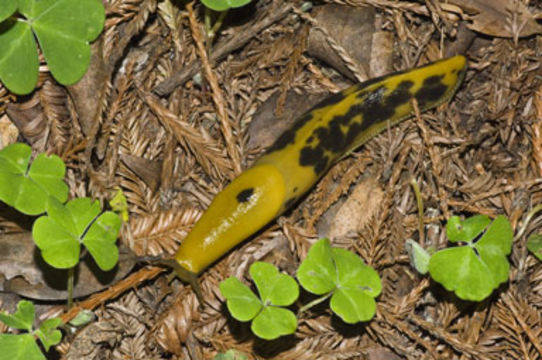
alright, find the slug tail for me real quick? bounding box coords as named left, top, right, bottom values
left=159, top=258, right=204, bottom=305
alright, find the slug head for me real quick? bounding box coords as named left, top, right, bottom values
left=174, top=163, right=286, bottom=276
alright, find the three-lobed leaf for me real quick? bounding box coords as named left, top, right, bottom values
left=0, top=300, right=35, bottom=331
left=33, top=197, right=121, bottom=270
left=297, top=239, right=381, bottom=324
left=0, top=143, right=68, bottom=215
left=35, top=317, right=62, bottom=351
left=220, top=262, right=299, bottom=340
left=429, top=215, right=512, bottom=301
left=0, top=0, right=105, bottom=94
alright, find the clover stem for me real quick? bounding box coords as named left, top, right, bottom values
left=67, top=267, right=74, bottom=309
left=204, top=8, right=228, bottom=55
left=515, top=203, right=542, bottom=240
left=297, top=292, right=333, bottom=316
left=410, top=177, right=425, bottom=247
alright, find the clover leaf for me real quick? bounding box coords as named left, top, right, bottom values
left=0, top=0, right=105, bottom=94
left=429, top=215, right=513, bottom=301
left=527, top=234, right=542, bottom=261
left=0, top=300, right=62, bottom=359
left=0, top=300, right=35, bottom=332
left=33, top=197, right=121, bottom=270
left=0, top=143, right=68, bottom=215
left=220, top=262, right=299, bottom=340
left=35, top=318, right=62, bottom=351
left=297, top=238, right=381, bottom=323
left=201, top=0, right=252, bottom=12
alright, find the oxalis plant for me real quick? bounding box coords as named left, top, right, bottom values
left=407, top=214, right=513, bottom=301
left=0, top=143, right=122, bottom=357
left=0, top=143, right=122, bottom=305
left=220, top=238, right=382, bottom=340
left=0, top=0, right=105, bottom=95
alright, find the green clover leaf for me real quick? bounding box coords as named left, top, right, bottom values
left=0, top=334, right=45, bottom=360
left=429, top=215, right=513, bottom=301
left=200, top=0, right=252, bottom=12
left=35, top=317, right=62, bottom=351
left=220, top=262, right=299, bottom=340
left=0, top=0, right=105, bottom=94
left=0, top=143, right=68, bottom=215
left=297, top=239, right=381, bottom=324
left=33, top=197, right=121, bottom=270
left=0, top=300, right=35, bottom=331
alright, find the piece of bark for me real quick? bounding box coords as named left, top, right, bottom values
left=307, top=4, right=375, bottom=81
left=1, top=232, right=135, bottom=300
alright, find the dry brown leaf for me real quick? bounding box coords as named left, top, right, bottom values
left=450, top=0, right=542, bottom=37
left=319, top=177, right=384, bottom=240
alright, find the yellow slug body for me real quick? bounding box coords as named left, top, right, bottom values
left=174, top=55, right=467, bottom=282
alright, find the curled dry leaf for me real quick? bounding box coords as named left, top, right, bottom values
left=449, top=0, right=542, bottom=37
left=120, top=154, right=162, bottom=192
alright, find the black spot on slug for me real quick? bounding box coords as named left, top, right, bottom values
left=266, top=113, right=313, bottom=153
left=236, top=188, right=254, bottom=203
left=415, top=75, right=447, bottom=108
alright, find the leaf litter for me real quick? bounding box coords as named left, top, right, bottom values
left=0, top=0, right=541, bottom=358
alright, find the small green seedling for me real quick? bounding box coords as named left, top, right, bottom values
left=405, top=239, right=432, bottom=275
left=0, top=143, right=68, bottom=215
left=0, top=0, right=105, bottom=94
left=297, top=238, right=381, bottom=324
left=33, top=197, right=122, bottom=271
left=220, top=262, right=299, bottom=340
left=527, top=234, right=542, bottom=261
left=199, top=0, right=252, bottom=51
left=0, top=300, right=62, bottom=360
left=428, top=215, right=513, bottom=301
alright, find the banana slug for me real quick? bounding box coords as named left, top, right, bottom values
left=171, top=55, right=467, bottom=297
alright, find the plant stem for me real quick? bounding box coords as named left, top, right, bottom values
left=204, top=8, right=228, bottom=55
left=410, top=177, right=425, bottom=246
left=297, top=292, right=333, bottom=316
left=67, top=267, right=74, bottom=309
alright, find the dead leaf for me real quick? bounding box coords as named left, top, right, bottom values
left=450, top=0, right=542, bottom=37
left=318, top=177, right=384, bottom=240
left=307, top=4, right=375, bottom=81
left=120, top=154, right=162, bottom=192
left=0, top=232, right=135, bottom=300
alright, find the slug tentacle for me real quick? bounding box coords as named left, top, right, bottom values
left=173, top=55, right=467, bottom=293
